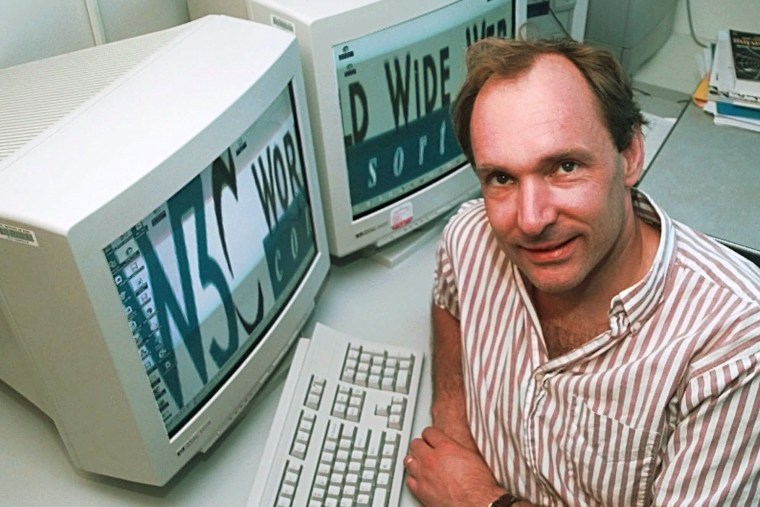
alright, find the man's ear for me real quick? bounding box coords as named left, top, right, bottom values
left=621, top=125, right=645, bottom=188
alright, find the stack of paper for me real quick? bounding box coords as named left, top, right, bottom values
left=705, top=29, right=760, bottom=132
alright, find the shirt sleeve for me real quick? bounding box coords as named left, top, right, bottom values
left=432, top=199, right=489, bottom=320
left=432, top=225, right=460, bottom=319
left=652, top=316, right=760, bottom=505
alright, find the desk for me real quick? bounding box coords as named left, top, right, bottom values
left=638, top=99, right=760, bottom=263
left=0, top=232, right=438, bottom=506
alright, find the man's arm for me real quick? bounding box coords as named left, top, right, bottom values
left=430, top=303, right=478, bottom=450
left=650, top=345, right=760, bottom=504
left=405, top=304, right=534, bottom=507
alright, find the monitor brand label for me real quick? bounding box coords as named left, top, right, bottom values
left=0, top=222, right=38, bottom=246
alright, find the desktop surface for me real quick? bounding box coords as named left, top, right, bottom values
left=0, top=228, right=438, bottom=506
left=638, top=100, right=760, bottom=259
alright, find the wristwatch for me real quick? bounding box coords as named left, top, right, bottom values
left=489, top=492, right=520, bottom=507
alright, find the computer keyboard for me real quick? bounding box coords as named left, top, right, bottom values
left=248, top=323, right=424, bottom=507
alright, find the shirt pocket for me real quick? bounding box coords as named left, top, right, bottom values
left=563, top=396, right=660, bottom=506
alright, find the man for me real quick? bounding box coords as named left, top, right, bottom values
left=403, top=37, right=760, bottom=506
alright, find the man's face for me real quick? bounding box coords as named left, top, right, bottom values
left=470, top=55, right=643, bottom=296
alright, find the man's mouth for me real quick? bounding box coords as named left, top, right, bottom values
left=519, top=236, right=578, bottom=264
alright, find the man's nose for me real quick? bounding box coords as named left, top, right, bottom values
left=516, top=180, right=557, bottom=237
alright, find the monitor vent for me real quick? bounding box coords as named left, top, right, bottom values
left=0, top=25, right=186, bottom=165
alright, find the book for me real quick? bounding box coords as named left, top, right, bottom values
left=704, top=30, right=760, bottom=132
left=705, top=101, right=760, bottom=133
left=728, top=29, right=760, bottom=99
left=713, top=113, right=760, bottom=133
left=716, top=101, right=760, bottom=121
left=708, top=31, right=760, bottom=105
left=706, top=92, right=760, bottom=110
left=729, top=30, right=760, bottom=82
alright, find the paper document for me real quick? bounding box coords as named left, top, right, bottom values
left=642, top=112, right=677, bottom=170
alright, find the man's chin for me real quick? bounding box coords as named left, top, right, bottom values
left=519, top=265, right=584, bottom=295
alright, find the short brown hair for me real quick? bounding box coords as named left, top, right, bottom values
left=452, top=37, right=645, bottom=165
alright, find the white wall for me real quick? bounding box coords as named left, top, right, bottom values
left=672, top=0, right=760, bottom=40
left=96, top=0, right=190, bottom=43
left=3, top=0, right=758, bottom=90
left=0, top=0, right=96, bottom=68
left=0, top=0, right=190, bottom=69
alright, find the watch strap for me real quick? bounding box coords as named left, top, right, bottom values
left=488, top=492, right=520, bottom=507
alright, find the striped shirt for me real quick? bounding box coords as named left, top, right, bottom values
left=432, top=190, right=760, bottom=506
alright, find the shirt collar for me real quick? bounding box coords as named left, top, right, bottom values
left=608, top=188, right=675, bottom=337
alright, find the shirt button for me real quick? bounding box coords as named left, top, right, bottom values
left=631, top=322, right=641, bottom=333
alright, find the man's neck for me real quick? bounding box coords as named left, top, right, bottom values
left=531, top=216, right=660, bottom=358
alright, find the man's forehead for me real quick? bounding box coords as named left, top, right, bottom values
left=470, top=55, right=616, bottom=168
left=475, top=56, right=602, bottom=128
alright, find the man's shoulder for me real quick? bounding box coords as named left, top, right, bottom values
left=444, top=198, right=487, bottom=232
left=440, top=198, right=497, bottom=257
left=671, top=220, right=760, bottom=305
left=637, top=190, right=760, bottom=306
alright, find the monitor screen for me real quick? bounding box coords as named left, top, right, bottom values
left=103, top=84, right=316, bottom=436
left=335, top=1, right=509, bottom=220
left=249, top=0, right=513, bottom=258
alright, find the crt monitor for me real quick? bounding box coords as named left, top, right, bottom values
left=0, top=15, right=330, bottom=485
left=584, top=0, right=678, bottom=75
left=247, top=0, right=514, bottom=259
left=514, top=0, right=588, bottom=41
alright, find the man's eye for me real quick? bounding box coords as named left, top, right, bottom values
left=558, top=161, right=578, bottom=174
left=491, top=172, right=512, bottom=186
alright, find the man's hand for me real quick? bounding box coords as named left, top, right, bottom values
left=404, top=426, right=506, bottom=507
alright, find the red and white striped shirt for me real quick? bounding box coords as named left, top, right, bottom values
left=433, top=190, right=760, bottom=506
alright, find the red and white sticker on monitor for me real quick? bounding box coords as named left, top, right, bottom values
left=0, top=222, right=38, bottom=246
left=390, top=203, right=413, bottom=230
